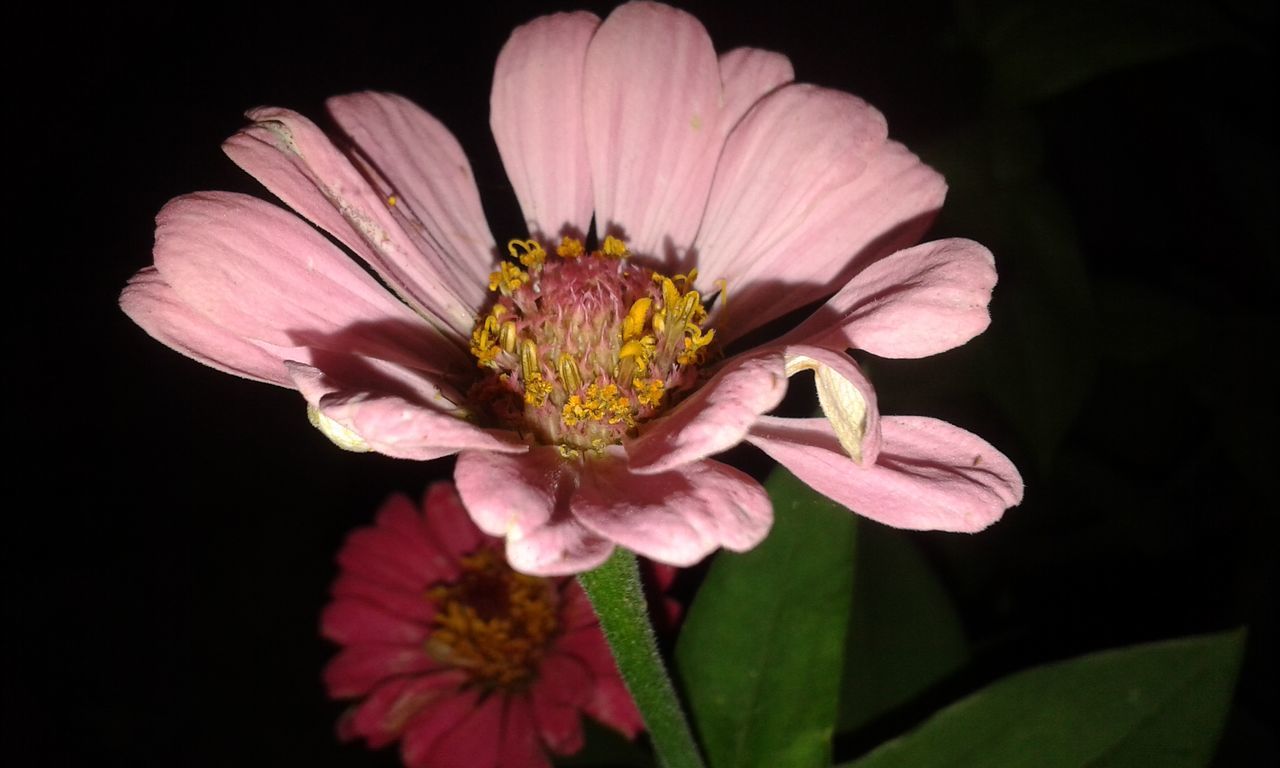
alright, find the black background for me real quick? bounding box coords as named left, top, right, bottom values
left=8, top=1, right=1275, bottom=765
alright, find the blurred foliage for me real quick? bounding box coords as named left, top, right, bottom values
left=675, top=469, right=856, bottom=768
left=842, top=630, right=1245, bottom=768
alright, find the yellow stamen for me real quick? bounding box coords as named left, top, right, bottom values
left=602, top=235, right=629, bottom=259
left=558, top=354, right=582, bottom=393
left=488, top=262, right=529, bottom=294
left=507, top=239, right=546, bottom=270
left=556, top=237, right=585, bottom=259
left=499, top=320, right=518, bottom=354
left=622, top=298, right=652, bottom=342
left=634, top=377, right=665, bottom=408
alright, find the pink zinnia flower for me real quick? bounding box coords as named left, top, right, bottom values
left=323, top=482, right=641, bottom=767
left=120, top=2, right=1022, bottom=576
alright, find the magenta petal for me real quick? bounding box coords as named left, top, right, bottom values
left=120, top=267, right=293, bottom=386
left=573, top=450, right=772, bottom=566
left=395, top=685, right=479, bottom=762
left=530, top=654, right=590, bottom=754
left=421, top=481, right=485, bottom=561
left=798, top=238, right=997, bottom=358
left=717, top=47, right=794, bottom=131
left=627, top=350, right=787, bottom=474
left=558, top=627, right=643, bottom=738
left=347, top=673, right=466, bottom=748
left=323, top=645, right=437, bottom=699
left=151, top=192, right=456, bottom=373
left=747, top=415, right=1023, bottom=532
left=582, top=1, right=723, bottom=257
left=321, top=598, right=428, bottom=646
left=694, top=84, right=888, bottom=336
left=410, top=692, right=504, bottom=768
left=502, top=696, right=553, bottom=768
left=223, top=108, right=480, bottom=339
left=491, top=11, right=600, bottom=240
left=454, top=448, right=616, bottom=576
left=326, top=92, right=496, bottom=293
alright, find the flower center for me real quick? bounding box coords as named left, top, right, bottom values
left=468, top=236, right=716, bottom=454
left=425, top=548, right=559, bottom=690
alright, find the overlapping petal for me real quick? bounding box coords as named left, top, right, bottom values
left=792, top=238, right=997, bottom=358
left=626, top=349, right=787, bottom=473
left=583, top=1, right=724, bottom=258
left=492, top=11, right=600, bottom=240
left=747, top=415, right=1023, bottom=532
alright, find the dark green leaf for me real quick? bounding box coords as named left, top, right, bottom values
left=838, top=523, right=968, bottom=732
left=675, top=468, right=856, bottom=768
left=843, top=630, right=1245, bottom=768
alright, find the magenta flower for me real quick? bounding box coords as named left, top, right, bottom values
left=323, top=482, right=641, bottom=766
left=120, top=1, right=1022, bottom=576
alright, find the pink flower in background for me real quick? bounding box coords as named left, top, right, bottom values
left=323, top=482, right=641, bottom=767
left=120, top=1, right=1022, bottom=576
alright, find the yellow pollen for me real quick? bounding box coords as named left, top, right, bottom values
left=556, top=237, right=585, bottom=259
left=489, top=262, right=529, bottom=294
left=524, top=374, right=552, bottom=406
left=508, top=239, right=546, bottom=270
left=602, top=235, right=630, bottom=259
left=634, top=377, right=665, bottom=408
left=425, top=548, right=559, bottom=690
left=387, top=195, right=397, bottom=207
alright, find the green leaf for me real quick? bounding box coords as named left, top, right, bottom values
left=843, top=630, right=1245, bottom=768
left=838, top=523, right=968, bottom=732
left=675, top=468, right=856, bottom=768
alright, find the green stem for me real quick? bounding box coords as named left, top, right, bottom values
left=578, top=549, right=706, bottom=768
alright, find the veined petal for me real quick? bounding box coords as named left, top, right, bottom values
left=717, top=47, right=794, bottom=132
left=119, top=267, right=293, bottom=386
left=453, top=448, right=615, bottom=576
left=747, top=416, right=1023, bottom=532
left=491, top=11, right=600, bottom=240
left=326, top=92, right=496, bottom=299
left=224, top=106, right=479, bottom=338
left=407, top=693, right=503, bottom=768
left=396, top=686, right=481, bottom=761
left=347, top=671, right=470, bottom=748
left=712, top=140, right=948, bottom=343
left=573, top=450, right=772, bottom=566
left=694, top=84, right=887, bottom=334
left=583, top=1, right=723, bottom=258
left=288, top=363, right=528, bottom=461
left=626, top=350, right=787, bottom=474
left=794, top=238, right=997, bottom=358
left=151, top=192, right=461, bottom=372
left=782, top=344, right=882, bottom=465
left=500, top=697, right=552, bottom=768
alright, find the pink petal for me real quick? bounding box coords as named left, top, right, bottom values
left=627, top=350, right=787, bottom=474
left=375, top=491, right=462, bottom=578
left=321, top=598, right=428, bottom=646
left=781, top=344, right=883, bottom=466
left=323, top=644, right=438, bottom=699
left=336, top=493, right=453, bottom=586
left=747, top=416, right=1023, bottom=532
left=794, top=238, right=997, bottom=358
left=288, top=362, right=527, bottom=461
left=151, top=192, right=457, bottom=372
left=573, top=449, right=773, bottom=566
left=120, top=267, right=293, bottom=386
left=491, top=11, right=600, bottom=240
left=557, top=582, right=599, bottom=634
left=422, top=481, right=486, bottom=561
left=582, top=1, right=723, bottom=258
left=502, top=696, right=553, bottom=768
left=223, top=107, right=480, bottom=338
left=406, top=692, right=503, bottom=768
left=711, top=140, right=948, bottom=344
left=455, top=448, right=616, bottom=576
left=326, top=92, right=496, bottom=298
left=693, top=84, right=887, bottom=336
left=717, top=47, right=795, bottom=132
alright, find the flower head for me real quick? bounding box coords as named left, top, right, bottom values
left=120, top=1, right=1022, bottom=576
left=323, top=482, right=641, bottom=766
